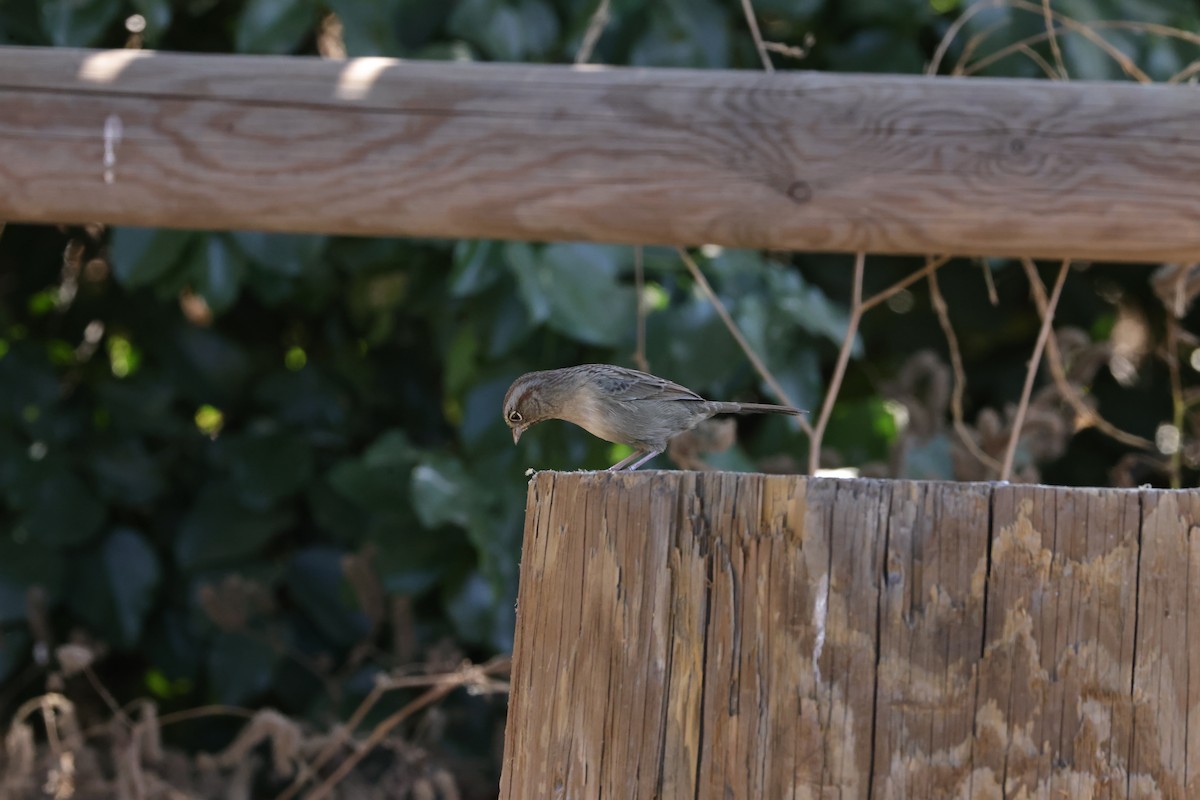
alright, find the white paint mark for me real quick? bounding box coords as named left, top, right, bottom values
left=335, top=57, right=393, bottom=101
left=103, top=114, right=123, bottom=184
left=78, top=49, right=147, bottom=83
left=812, top=572, right=828, bottom=685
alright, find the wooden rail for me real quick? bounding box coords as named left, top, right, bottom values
left=2, top=46, right=1200, bottom=262
left=500, top=472, right=1199, bottom=799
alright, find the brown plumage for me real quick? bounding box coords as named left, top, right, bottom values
left=503, top=364, right=804, bottom=470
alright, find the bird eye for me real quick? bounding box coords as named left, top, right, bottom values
left=508, top=411, right=523, bottom=423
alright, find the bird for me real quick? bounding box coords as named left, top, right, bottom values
left=503, top=364, right=805, bottom=471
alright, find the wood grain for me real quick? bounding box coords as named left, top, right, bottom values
left=3, top=46, right=1200, bottom=261
left=501, top=473, right=1200, bottom=799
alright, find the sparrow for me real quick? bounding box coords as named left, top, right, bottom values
left=503, top=364, right=804, bottom=470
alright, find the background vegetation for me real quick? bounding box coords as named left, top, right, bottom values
left=3, top=0, right=1200, bottom=797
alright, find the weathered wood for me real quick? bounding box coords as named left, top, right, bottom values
left=500, top=473, right=1200, bottom=799
left=1132, top=491, right=1200, bottom=799
left=3, top=46, right=1200, bottom=261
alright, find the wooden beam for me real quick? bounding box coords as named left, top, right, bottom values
left=2, top=46, right=1199, bottom=262
left=501, top=472, right=1191, bottom=797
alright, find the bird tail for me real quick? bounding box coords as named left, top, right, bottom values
left=713, top=402, right=806, bottom=416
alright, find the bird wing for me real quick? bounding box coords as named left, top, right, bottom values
left=585, top=365, right=705, bottom=403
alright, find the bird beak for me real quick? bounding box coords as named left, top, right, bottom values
left=512, top=426, right=523, bottom=445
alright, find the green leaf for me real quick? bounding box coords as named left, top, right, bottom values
left=826, top=28, right=926, bottom=74
left=14, top=467, right=105, bottom=547
left=765, top=263, right=859, bottom=351
left=0, top=537, right=64, bottom=625
left=256, top=367, right=349, bottom=429
left=445, top=570, right=514, bottom=650
left=508, top=243, right=635, bottom=346
left=460, top=375, right=514, bottom=448
left=483, top=292, right=536, bottom=358
left=234, top=0, right=318, bottom=54
left=40, top=0, right=121, bottom=46
left=224, top=431, right=315, bottom=507
left=363, top=429, right=419, bottom=467
left=88, top=439, right=166, bottom=507
left=207, top=631, right=277, bottom=704
left=104, top=528, right=161, bottom=645
left=175, top=482, right=293, bottom=570
left=645, top=298, right=742, bottom=388
left=109, top=228, right=195, bottom=288
left=505, top=243, right=549, bottom=323
left=95, top=377, right=178, bottom=436
left=0, top=628, right=31, bottom=685
left=190, top=236, right=247, bottom=314
left=230, top=231, right=327, bottom=276
left=411, top=455, right=473, bottom=529
left=631, top=0, right=730, bottom=67
left=167, top=327, right=253, bottom=401
left=326, top=0, right=402, bottom=54
left=72, top=528, right=161, bottom=646
left=900, top=435, right=955, bottom=481
left=286, top=547, right=371, bottom=646
left=449, top=0, right=558, bottom=59
left=372, top=514, right=463, bottom=594
left=327, top=429, right=417, bottom=511
left=450, top=240, right=503, bottom=298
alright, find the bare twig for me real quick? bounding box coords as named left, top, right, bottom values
left=981, top=260, right=999, bottom=306
left=1041, top=0, right=1068, bottom=78
left=1001, top=259, right=1071, bottom=481
left=989, top=2, right=1150, bottom=81
left=739, top=0, right=774, bottom=72
left=1168, top=59, right=1200, bottom=84
left=930, top=0, right=1005, bottom=75
left=1018, top=258, right=1153, bottom=450
left=1165, top=316, right=1185, bottom=488
left=954, top=21, right=1010, bottom=74
left=675, top=248, right=812, bottom=437
left=1089, top=18, right=1200, bottom=47
left=860, top=255, right=950, bottom=314
left=304, top=656, right=510, bottom=800
left=808, top=252, right=866, bottom=475
left=574, top=0, right=611, bottom=65
left=929, top=269, right=1003, bottom=474
left=1013, top=42, right=1064, bottom=79
left=932, top=0, right=1155, bottom=82
left=84, top=703, right=257, bottom=741
left=633, top=245, right=649, bottom=372
left=82, top=664, right=133, bottom=729
left=762, top=39, right=812, bottom=60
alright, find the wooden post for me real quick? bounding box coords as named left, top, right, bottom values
left=4, top=46, right=1200, bottom=261
left=499, top=472, right=1200, bottom=799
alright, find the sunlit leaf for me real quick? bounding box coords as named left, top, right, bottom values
left=411, top=454, right=473, bottom=529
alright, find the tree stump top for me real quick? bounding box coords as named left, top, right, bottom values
left=501, top=472, right=1199, bottom=799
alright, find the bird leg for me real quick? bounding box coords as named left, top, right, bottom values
left=625, top=450, right=661, bottom=471
left=607, top=450, right=646, bottom=471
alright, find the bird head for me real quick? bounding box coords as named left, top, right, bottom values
left=502, top=372, right=553, bottom=444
